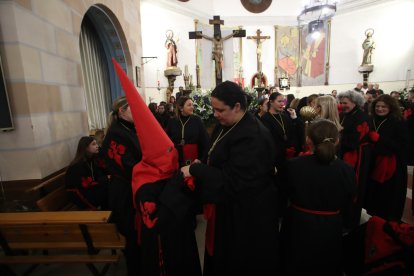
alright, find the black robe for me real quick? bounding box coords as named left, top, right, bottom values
left=404, top=103, right=414, bottom=213
left=365, top=116, right=409, bottom=221
left=135, top=175, right=202, bottom=276
left=261, top=111, right=304, bottom=218
left=339, top=106, right=371, bottom=229
left=280, top=155, right=356, bottom=275
left=166, top=114, right=210, bottom=165
left=190, top=112, right=280, bottom=276
left=260, top=111, right=304, bottom=170
left=101, top=118, right=142, bottom=276
left=65, top=157, right=108, bottom=209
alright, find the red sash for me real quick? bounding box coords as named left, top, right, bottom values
left=203, top=204, right=216, bottom=256
left=371, top=155, right=396, bottom=183
left=182, top=144, right=198, bottom=165
left=292, top=204, right=339, bottom=215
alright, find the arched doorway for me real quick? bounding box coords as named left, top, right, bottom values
left=79, top=5, right=129, bottom=130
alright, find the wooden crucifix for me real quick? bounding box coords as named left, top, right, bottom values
left=247, top=29, right=270, bottom=73
left=189, top=15, right=246, bottom=86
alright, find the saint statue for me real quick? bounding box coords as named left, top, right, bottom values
left=165, top=30, right=178, bottom=68
left=361, top=29, right=375, bottom=66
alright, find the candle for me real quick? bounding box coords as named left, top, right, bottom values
left=185, top=65, right=188, bottom=75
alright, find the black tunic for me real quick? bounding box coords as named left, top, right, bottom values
left=166, top=114, right=210, bottom=165
left=65, top=157, right=108, bottom=209
left=280, top=155, right=356, bottom=275
left=261, top=111, right=304, bottom=218
left=260, top=111, right=303, bottom=169
left=135, top=176, right=202, bottom=276
left=339, top=106, right=371, bottom=229
left=190, top=112, right=280, bottom=276
left=365, top=116, right=409, bottom=220
left=101, top=118, right=142, bottom=276
left=404, top=103, right=414, bottom=213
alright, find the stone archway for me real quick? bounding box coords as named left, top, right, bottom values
left=80, top=4, right=131, bottom=129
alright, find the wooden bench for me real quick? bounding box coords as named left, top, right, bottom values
left=36, top=186, right=78, bottom=211
left=0, top=211, right=125, bottom=276
left=24, top=171, right=81, bottom=211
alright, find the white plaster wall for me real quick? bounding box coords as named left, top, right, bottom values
left=330, top=0, right=414, bottom=85
left=140, top=1, right=197, bottom=103
left=141, top=0, right=414, bottom=101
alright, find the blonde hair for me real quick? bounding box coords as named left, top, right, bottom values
left=315, top=96, right=342, bottom=131
left=105, top=96, right=128, bottom=133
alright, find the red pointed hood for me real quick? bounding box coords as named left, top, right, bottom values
left=112, top=59, right=178, bottom=195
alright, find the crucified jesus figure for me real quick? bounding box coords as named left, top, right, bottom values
left=201, top=33, right=236, bottom=80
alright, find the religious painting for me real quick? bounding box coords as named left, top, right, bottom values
left=274, top=26, right=300, bottom=87
left=299, top=20, right=330, bottom=86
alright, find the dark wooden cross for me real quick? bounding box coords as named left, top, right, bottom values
left=247, top=29, right=270, bottom=73
left=189, top=15, right=246, bottom=86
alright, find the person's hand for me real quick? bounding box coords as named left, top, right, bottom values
left=181, top=165, right=192, bottom=178
left=287, top=108, right=297, bottom=119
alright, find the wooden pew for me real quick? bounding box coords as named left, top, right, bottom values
left=35, top=186, right=78, bottom=211
left=0, top=211, right=124, bottom=276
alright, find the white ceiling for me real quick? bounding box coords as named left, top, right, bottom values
left=144, top=0, right=394, bottom=24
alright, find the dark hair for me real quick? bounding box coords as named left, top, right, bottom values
left=176, top=96, right=191, bottom=116
left=211, top=81, right=247, bottom=110
left=286, top=94, right=295, bottom=107
left=257, top=96, right=268, bottom=107
left=307, top=119, right=338, bottom=164
left=307, top=94, right=318, bottom=106
left=148, top=102, right=157, bottom=114
left=70, top=136, right=95, bottom=166
left=268, top=92, right=283, bottom=111
left=370, top=94, right=403, bottom=121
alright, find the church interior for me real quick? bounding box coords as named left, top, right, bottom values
left=0, top=0, right=413, bottom=275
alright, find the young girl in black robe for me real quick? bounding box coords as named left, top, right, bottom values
left=280, top=119, right=356, bottom=276
left=65, top=136, right=109, bottom=210
left=365, top=94, right=409, bottom=221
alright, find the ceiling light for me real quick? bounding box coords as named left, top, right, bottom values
left=297, top=0, right=337, bottom=25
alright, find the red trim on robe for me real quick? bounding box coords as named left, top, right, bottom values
left=292, top=204, right=339, bottom=215
left=203, top=204, right=216, bottom=256
left=364, top=216, right=414, bottom=265
left=371, top=155, right=397, bottom=183
left=285, top=146, right=296, bottom=160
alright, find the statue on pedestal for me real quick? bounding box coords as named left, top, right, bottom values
left=164, top=30, right=181, bottom=102
left=361, top=29, right=375, bottom=66
left=358, top=28, right=375, bottom=88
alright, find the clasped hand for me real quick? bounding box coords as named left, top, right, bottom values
left=180, top=159, right=201, bottom=177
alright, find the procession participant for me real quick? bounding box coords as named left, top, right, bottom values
left=365, top=94, right=409, bottom=220
left=101, top=95, right=142, bottom=276
left=280, top=119, right=356, bottom=275
left=181, top=81, right=280, bottom=276
left=113, top=59, right=202, bottom=276
left=65, top=136, right=108, bottom=210
left=337, top=90, right=371, bottom=229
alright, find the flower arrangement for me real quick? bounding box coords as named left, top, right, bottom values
left=191, top=89, right=215, bottom=127
left=190, top=87, right=262, bottom=126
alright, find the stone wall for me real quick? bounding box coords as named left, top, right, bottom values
left=0, top=0, right=143, bottom=181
